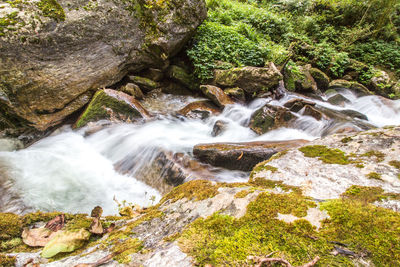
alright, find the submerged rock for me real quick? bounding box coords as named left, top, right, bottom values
left=329, top=80, right=372, bottom=96
left=177, top=100, right=220, bottom=120
left=283, top=98, right=316, bottom=112
left=249, top=104, right=296, bottom=135
left=327, top=94, right=351, bottom=106
left=211, top=120, right=228, bottom=137
left=200, top=85, right=234, bottom=108
left=75, top=89, right=150, bottom=128
left=193, top=140, right=309, bottom=171
left=214, top=63, right=282, bottom=97
left=0, top=0, right=207, bottom=132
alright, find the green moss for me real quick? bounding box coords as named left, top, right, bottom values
left=109, top=235, right=142, bottom=263
left=340, top=137, right=353, bottom=143
left=160, top=180, right=219, bottom=204
left=0, top=11, right=20, bottom=36
left=36, top=0, right=65, bottom=21
left=0, top=238, right=22, bottom=251
left=234, top=190, right=251, bottom=198
left=0, top=213, right=22, bottom=240
left=299, top=145, right=350, bottom=164
left=367, top=172, right=383, bottom=180
left=163, top=232, right=181, bottom=242
left=342, top=185, right=400, bottom=203
left=361, top=150, right=385, bottom=162
left=389, top=160, right=400, bottom=169
left=65, top=216, right=92, bottom=231
left=0, top=254, right=16, bottom=267
left=355, top=163, right=365, bottom=168
left=249, top=177, right=302, bottom=194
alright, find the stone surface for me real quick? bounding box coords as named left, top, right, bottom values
left=166, top=65, right=198, bottom=91
left=120, top=83, right=144, bottom=100
left=223, top=87, right=246, bottom=102
left=309, top=67, right=330, bottom=91
left=327, top=94, right=351, bottom=106
left=251, top=126, right=400, bottom=199
left=283, top=98, right=316, bottom=112
left=200, top=85, right=234, bottom=108
left=370, top=70, right=393, bottom=96
left=211, top=120, right=228, bottom=137
left=128, top=76, right=161, bottom=92
left=284, top=64, right=318, bottom=93
left=193, top=140, right=309, bottom=171
left=214, top=63, right=282, bottom=96
left=75, top=89, right=150, bottom=128
left=177, top=100, right=220, bottom=120
left=249, top=104, right=296, bottom=135
left=0, top=0, right=207, bottom=132
left=329, top=80, right=373, bottom=96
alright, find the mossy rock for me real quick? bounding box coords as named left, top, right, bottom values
left=75, top=89, right=147, bottom=128
left=128, top=76, right=161, bottom=92
left=309, top=67, right=330, bottom=91
left=166, top=65, right=198, bottom=91
left=0, top=213, right=22, bottom=240
left=249, top=104, right=295, bottom=135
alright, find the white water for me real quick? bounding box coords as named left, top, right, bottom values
left=1, top=89, right=399, bottom=215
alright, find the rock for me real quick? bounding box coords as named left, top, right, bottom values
left=120, top=83, right=144, bottom=100
left=200, top=85, right=234, bottom=108
left=0, top=138, right=23, bottom=152
left=370, top=70, right=393, bottom=96
left=249, top=104, right=296, bottom=135
left=341, top=110, right=368, bottom=121
left=214, top=63, right=282, bottom=96
left=309, top=67, right=330, bottom=91
left=224, top=87, right=246, bottom=102
left=167, top=65, right=198, bottom=91
left=162, top=82, right=193, bottom=96
left=41, top=229, right=91, bottom=258
left=284, top=63, right=318, bottom=93
left=177, top=100, right=220, bottom=120
left=211, top=120, right=228, bottom=137
left=193, top=140, right=309, bottom=171
left=329, top=80, right=373, bottom=96
left=75, top=89, right=150, bottom=128
left=140, top=68, right=164, bottom=82
left=0, top=0, right=207, bottom=132
left=327, top=94, right=351, bottom=106
left=128, top=76, right=161, bottom=92
left=302, top=105, right=327, bottom=121
left=283, top=98, right=316, bottom=112
left=391, top=82, right=400, bottom=99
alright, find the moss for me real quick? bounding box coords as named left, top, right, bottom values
left=0, top=11, right=20, bottom=36
left=361, top=150, right=385, bottom=162
left=109, top=236, right=142, bottom=263
left=299, top=145, right=350, bottom=165
left=389, top=160, right=400, bottom=169
left=366, top=172, right=383, bottom=180
left=249, top=177, right=302, bottom=195
left=0, top=213, right=22, bottom=240
left=36, top=0, right=65, bottom=21
left=0, top=238, right=22, bottom=251
left=320, top=199, right=400, bottom=265
left=0, top=254, right=16, bottom=267
left=160, top=180, right=219, bottom=204
left=355, top=163, right=365, bottom=168
left=342, top=185, right=400, bottom=203
left=340, top=137, right=353, bottom=143
left=163, top=232, right=181, bottom=242
left=234, top=190, right=251, bottom=198
left=65, top=216, right=92, bottom=231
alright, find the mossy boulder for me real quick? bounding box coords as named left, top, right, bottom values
left=223, top=87, right=245, bottom=101
left=166, top=65, right=198, bottom=91
left=249, top=104, right=295, bottom=135
left=0, top=0, right=207, bottom=133
left=214, top=63, right=282, bottom=97
left=75, top=89, right=149, bottom=128
left=309, top=67, right=330, bottom=91
left=128, top=76, right=161, bottom=93
left=200, top=85, right=234, bottom=108
left=329, top=80, right=373, bottom=96
left=369, top=70, right=394, bottom=96
left=284, top=63, right=318, bottom=93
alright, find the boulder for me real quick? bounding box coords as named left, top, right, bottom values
left=200, top=85, right=234, bottom=108
left=224, top=87, right=246, bottom=102
left=370, top=70, right=393, bottom=96
left=283, top=98, right=316, bottom=112
left=327, top=94, right=351, bottom=106
left=128, top=76, right=161, bottom=92
left=75, top=89, right=150, bottom=128
left=177, top=100, right=220, bottom=120
left=214, top=63, right=282, bottom=96
left=329, top=80, right=372, bottom=96
left=166, top=65, right=198, bottom=91
left=120, top=83, right=144, bottom=100
left=249, top=104, right=296, bottom=135
left=0, top=0, right=207, bottom=132
left=309, top=67, right=330, bottom=91
left=162, top=82, right=193, bottom=96
left=302, top=105, right=327, bottom=121
left=193, top=140, right=309, bottom=171
left=211, top=120, right=228, bottom=137
left=284, top=63, right=318, bottom=93
left=139, top=68, right=164, bottom=82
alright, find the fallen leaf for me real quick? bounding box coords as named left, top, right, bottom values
left=22, top=227, right=58, bottom=247
left=89, top=217, right=103, bottom=235
left=45, top=214, right=65, bottom=232
left=41, top=229, right=91, bottom=258
left=237, top=151, right=244, bottom=160
left=103, top=223, right=115, bottom=234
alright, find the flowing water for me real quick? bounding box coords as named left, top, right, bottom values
left=1, top=89, right=399, bottom=215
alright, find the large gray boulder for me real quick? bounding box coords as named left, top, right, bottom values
left=0, top=0, right=206, bottom=132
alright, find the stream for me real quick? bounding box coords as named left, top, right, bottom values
left=1, top=89, right=399, bottom=215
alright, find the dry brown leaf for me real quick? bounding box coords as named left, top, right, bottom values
left=89, top=217, right=104, bottom=235
left=103, top=223, right=115, bottom=234
left=45, top=214, right=65, bottom=232
left=22, top=227, right=58, bottom=247
left=91, top=206, right=103, bottom=218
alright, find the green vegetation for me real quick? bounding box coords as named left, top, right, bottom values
left=389, top=160, right=400, bottom=169
left=187, top=0, right=400, bottom=84
left=367, top=172, right=383, bottom=180
left=36, top=0, right=65, bottom=21
left=342, top=185, right=400, bottom=203
left=299, top=145, right=350, bottom=164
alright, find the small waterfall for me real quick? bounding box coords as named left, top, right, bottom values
left=1, top=89, right=399, bottom=215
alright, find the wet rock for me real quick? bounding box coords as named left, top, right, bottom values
left=140, top=68, right=164, bottom=82
left=302, top=105, right=327, bottom=121
left=120, top=83, right=144, bottom=100
left=177, top=100, right=220, bottom=120
left=284, top=63, right=318, bottom=93
left=75, top=89, right=150, bottom=128
left=214, top=63, right=282, bottom=96
left=283, top=98, right=316, bottom=112
left=200, top=85, right=234, bottom=108
left=211, top=120, right=228, bottom=137
left=309, top=67, right=330, bottom=91
left=370, top=70, right=393, bottom=96
left=329, top=80, right=373, bottom=96
left=167, top=65, right=198, bottom=91
left=327, top=94, right=351, bottom=106
left=162, top=82, right=193, bottom=96
left=224, top=87, right=246, bottom=102
left=128, top=76, right=161, bottom=92
left=0, top=0, right=207, bottom=132
left=341, top=110, right=368, bottom=121
left=249, top=104, right=296, bottom=135
left=193, top=140, right=309, bottom=171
